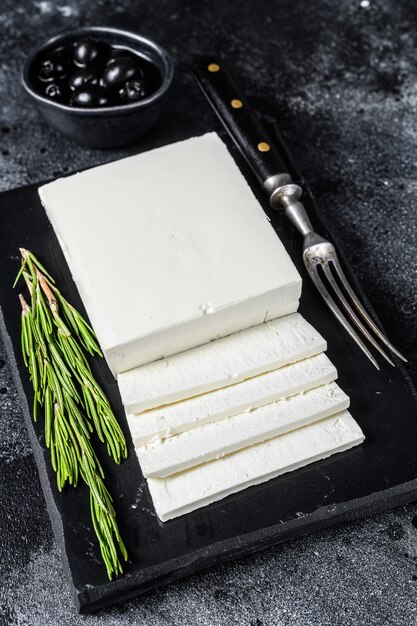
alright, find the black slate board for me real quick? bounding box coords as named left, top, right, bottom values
left=1, top=135, right=417, bottom=614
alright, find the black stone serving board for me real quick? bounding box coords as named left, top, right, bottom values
left=1, top=131, right=417, bottom=614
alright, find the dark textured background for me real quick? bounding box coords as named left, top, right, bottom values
left=1, top=0, right=417, bottom=624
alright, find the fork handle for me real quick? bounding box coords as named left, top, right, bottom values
left=193, top=56, right=314, bottom=236
left=193, top=56, right=291, bottom=185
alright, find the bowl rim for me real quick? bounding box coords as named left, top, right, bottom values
left=21, top=26, right=174, bottom=116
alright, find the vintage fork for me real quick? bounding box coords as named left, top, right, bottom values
left=194, top=56, right=406, bottom=369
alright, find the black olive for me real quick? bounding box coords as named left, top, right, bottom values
left=73, top=37, right=108, bottom=67
left=52, top=53, right=68, bottom=78
left=105, top=49, right=138, bottom=66
left=103, top=56, right=143, bottom=87
left=119, top=78, right=147, bottom=102
left=38, top=52, right=68, bottom=82
left=45, top=82, right=65, bottom=101
left=38, top=59, right=55, bottom=82
left=71, top=86, right=109, bottom=107
left=68, top=68, right=99, bottom=91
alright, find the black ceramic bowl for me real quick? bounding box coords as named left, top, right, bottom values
left=22, top=27, right=174, bottom=149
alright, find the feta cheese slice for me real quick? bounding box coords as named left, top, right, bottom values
left=118, top=313, right=326, bottom=414
left=39, top=132, right=301, bottom=375
left=127, top=352, right=337, bottom=446
left=137, top=381, right=349, bottom=478
left=146, top=411, right=364, bottom=521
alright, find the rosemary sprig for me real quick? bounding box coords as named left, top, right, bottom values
left=16, top=249, right=128, bottom=580
left=19, top=249, right=126, bottom=464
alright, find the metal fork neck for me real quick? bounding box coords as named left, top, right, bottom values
left=264, top=175, right=314, bottom=237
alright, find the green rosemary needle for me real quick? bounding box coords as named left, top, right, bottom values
left=16, top=249, right=128, bottom=580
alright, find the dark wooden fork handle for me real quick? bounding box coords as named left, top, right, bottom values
left=193, top=55, right=291, bottom=186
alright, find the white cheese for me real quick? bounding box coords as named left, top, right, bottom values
left=127, top=352, right=337, bottom=446
left=137, top=381, right=349, bottom=478
left=118, top=313, right=326, bottom=414
left=39, top=132, right=301, bottom=374
left=146, top=411, right=364, bottom=521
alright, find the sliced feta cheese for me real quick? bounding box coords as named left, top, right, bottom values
left=137, top=381, right=349, bottom=478
left=128, top=353, right=337, bottom=446
left=146, top=411, right=364, bottom=521
left=118, top=313, right=326, bottom=414
left=39, top=132, right=301, bottom=375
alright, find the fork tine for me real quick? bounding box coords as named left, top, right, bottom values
left=321, top=263, right=395, bottom=367
left=330, top=254, right=407, bottom=363
left=308, top=265, right=380, bottom=370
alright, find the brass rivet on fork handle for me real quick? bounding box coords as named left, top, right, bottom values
left=258, top=142, right=270, bottom=152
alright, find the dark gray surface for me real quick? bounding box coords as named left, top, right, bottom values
left=1, top=0, right=417, bottom=624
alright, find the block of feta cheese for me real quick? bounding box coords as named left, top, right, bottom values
left=137, top=382, right=349, bottom=477
left=118, top=312, right=326, bottom=414
left=39, top=132, right=302, bottom=375
left=127, top=352, right=337, bottom=447
left=146, top=411, right=364, bottom=521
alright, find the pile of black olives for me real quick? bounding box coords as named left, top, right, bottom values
left=34, top=36, right=162, bottom=107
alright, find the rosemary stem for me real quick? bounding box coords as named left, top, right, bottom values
left=16, top=249, right=128, bottom=580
